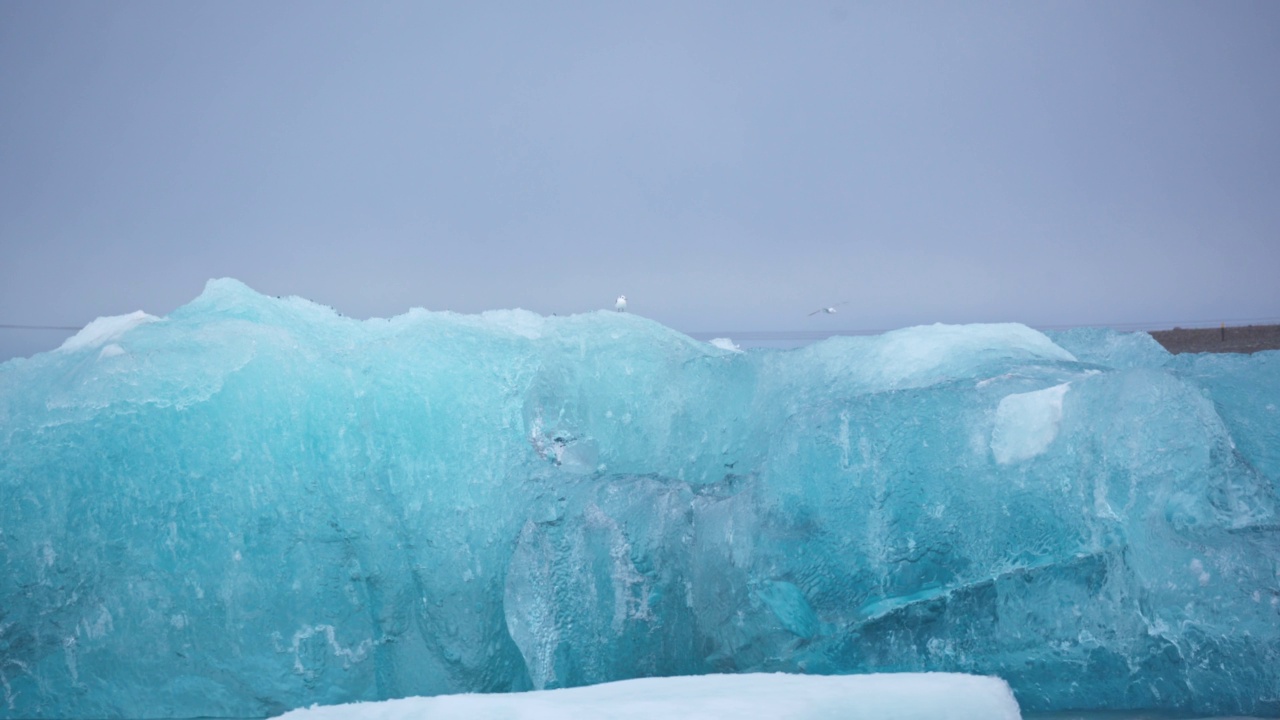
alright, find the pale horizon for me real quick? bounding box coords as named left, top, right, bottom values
left=4, top=1, right=1279, bottom=361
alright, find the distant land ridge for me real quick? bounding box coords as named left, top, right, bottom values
left=1149, top=323, right=1280, bottom=355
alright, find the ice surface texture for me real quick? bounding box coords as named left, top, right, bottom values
left=273, top=672, right=1022, bottom=720
left=1, top=279, right=1277, bottom=718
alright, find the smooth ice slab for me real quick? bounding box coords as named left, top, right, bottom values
left=2, top=279, right=1278, bottom=719
left=274, top=672, right=1022, bottom=720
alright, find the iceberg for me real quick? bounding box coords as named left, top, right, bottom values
left=1, top=278, right=1277, bottom=719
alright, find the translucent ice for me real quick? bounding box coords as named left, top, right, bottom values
left=56, top=310, right=159, bottom=353
left=990, top=382, right=1070, bottom=464
left=1, top=280, right=1277, bottom=718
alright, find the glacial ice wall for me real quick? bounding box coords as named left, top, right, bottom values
left=1, top=279, right=1277, bottom=718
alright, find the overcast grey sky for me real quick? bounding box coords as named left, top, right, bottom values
left=2, top=0, right=1278, bottom=361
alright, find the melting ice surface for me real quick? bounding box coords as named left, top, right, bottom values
left=1, top=279, right=1278, bottom=719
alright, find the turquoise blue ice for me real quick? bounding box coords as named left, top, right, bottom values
left=1, top=279, right=1277, bottom=718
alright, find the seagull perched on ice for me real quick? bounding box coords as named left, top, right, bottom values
left=808, top=301, right=848, bottom=316
left=615, top=295, right=627, bottom=312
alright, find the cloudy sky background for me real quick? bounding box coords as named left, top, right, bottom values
left=3, top=1, right=1278, bottom=360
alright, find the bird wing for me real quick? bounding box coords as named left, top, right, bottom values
left=810, top=301, right=849, bottom=316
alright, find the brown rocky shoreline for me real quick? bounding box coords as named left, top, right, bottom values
left=1148, top=324, right=1280, bottom=355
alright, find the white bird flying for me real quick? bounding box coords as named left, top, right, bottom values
left=808, top=302, right=848, bottom=316
left=615, top=295, right=627, bottom=312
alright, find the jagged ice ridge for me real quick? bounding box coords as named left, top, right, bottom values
left=1, top=279, right=1277, bottom=718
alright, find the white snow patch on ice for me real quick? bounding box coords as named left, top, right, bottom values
left=274, top=672, right=1022, bottom=720
left=59, top=311, right=158, bottom=352
left=991, top=383, right=1071, bottom=464
left=870, top=323, right=1076, bottom=389
left=802, top=323, right=1077, bottom=393
left=1190, top=558, right=1211, bottom=586
left=709, top=337, right=742, bottom=352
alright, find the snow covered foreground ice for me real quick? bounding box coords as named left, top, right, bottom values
left=275, top=672, right=1022, bottom=720
left=2, top=279, right=1278, bottom=719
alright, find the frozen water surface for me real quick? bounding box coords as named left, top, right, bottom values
left=274, top=672, right=1021, bottom=720
left=1, top=279, right=1277, bottom=718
